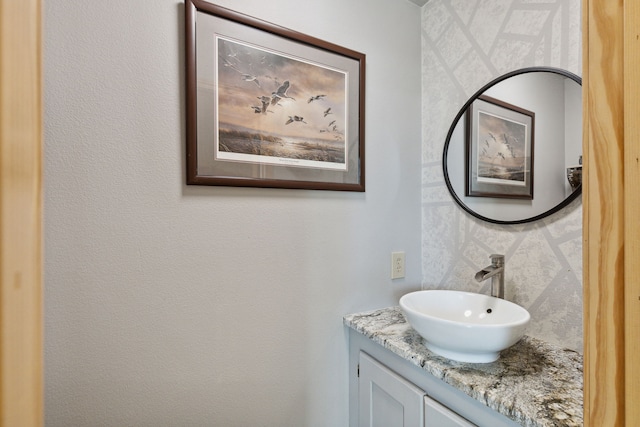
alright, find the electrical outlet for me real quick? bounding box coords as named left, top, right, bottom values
left=391, top=252, right=405, bottom=279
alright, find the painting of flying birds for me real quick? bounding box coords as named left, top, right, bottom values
left=215, top=37, right=348, bottom=170
left=185, top=0, right=365, bottom=191
left=466, top=95, right=535, bottom=199
left=476, top=112, right=527, bottom=183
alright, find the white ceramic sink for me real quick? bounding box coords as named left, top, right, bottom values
left=399, top=290, right=530, bottom=363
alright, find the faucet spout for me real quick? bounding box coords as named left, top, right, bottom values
left=474, top=254, right=505, bottom=299
left=474, top=266, right=502, bottom=281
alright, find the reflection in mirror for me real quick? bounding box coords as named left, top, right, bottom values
left=443, top=68, right=582, bottom=224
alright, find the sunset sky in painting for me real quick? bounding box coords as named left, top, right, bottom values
left=215, top=37, right=347, bottom=142
left=477, top=111, right=527, bottom=167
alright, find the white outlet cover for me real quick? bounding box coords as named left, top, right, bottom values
left=391, top=252, right=405, bottom=279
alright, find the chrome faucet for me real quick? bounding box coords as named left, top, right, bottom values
left=474, top=254, right=505, bottom=299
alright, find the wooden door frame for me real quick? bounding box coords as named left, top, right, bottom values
left=622, top=1, right=640, bottom=424
left=583, top=0, right=639, bottom=425
left=0, top=0, right=43, bottom=425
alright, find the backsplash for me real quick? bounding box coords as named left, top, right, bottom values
left=420, top=0, right=583, bottom=352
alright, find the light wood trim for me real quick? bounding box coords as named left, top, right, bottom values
left=0, top=0, right=43, bottom=426
left=583, top=0, right=626, bottom=425
left=624, top=0, right=640, bottom=424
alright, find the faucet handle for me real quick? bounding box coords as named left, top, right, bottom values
left=489, top=254, right=504, bottom=266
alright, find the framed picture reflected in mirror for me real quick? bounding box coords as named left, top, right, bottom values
left=465, top=95, right=535, bottom=200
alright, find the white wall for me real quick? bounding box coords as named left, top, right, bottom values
left=43, top=1, right=422, bottom=425
left=421, top=0, right=584, bottom=352
left=564, top=79, right=583, bottom=195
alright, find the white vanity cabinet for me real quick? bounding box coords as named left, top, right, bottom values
left=359, top=351, right=426, bottom=427
left=358, top=351, right=476, bottom=427
left=423, top=394, right=477, bottom=427
left=348, top=329, right=521, bottom=427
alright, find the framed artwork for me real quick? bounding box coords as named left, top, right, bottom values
left=465, top=95, right=535, bottom=199
left=185, top=0, right=366, bottom=191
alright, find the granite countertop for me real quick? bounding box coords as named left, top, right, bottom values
left=344, top=306, right=583, bottom=427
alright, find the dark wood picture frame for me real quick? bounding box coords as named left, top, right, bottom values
left=465, top=95, right=535, bottom=199
left=185, top=0, right=366, bottom=191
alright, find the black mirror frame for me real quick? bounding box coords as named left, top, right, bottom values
left=442, top=67, right=582, bottom=225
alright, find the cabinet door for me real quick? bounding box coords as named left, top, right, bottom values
left=359, top=352, right=425, bottom=427
left=424, top=396, right=477, bottom=427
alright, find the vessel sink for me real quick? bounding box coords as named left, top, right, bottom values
left=399, top=290, right=530, bottom=363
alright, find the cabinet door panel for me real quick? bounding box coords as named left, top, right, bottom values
left=424, top=396, right=477, bottom=427
left=359, top=352, right=425, bottom=427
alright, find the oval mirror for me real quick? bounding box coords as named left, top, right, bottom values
left=443, top=67, right=582, bottom=224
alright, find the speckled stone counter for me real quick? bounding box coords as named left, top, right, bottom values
left=344, top=306, right=583, bottom=427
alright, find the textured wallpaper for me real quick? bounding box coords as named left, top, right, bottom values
left=420, top=0, right=583, bottom=352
